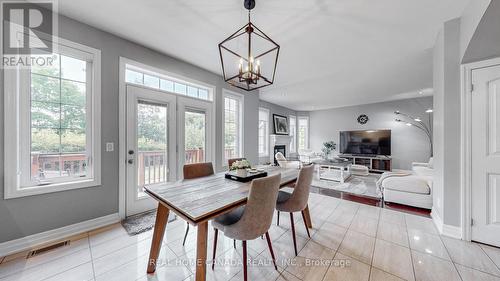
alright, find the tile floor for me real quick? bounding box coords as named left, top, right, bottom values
left=1, top=191, right=500, bottom=281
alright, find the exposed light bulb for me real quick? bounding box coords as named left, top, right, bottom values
left=414, top=118, right=422, bottom=122
left=426, top=109, right=433, bottom=113
left=406, top=123, right=412, bottom=126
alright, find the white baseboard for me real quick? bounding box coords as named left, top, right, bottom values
left=0, top=213, right=121, bottom=257
left=431, top=208, right=462, bottom=239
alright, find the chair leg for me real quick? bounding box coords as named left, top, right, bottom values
left=182, top=222, right=189, bottom=246
left=265, top=232, right=278, bottom=270
left=277, top=211, right=280, bottom=226
left=233, top=239, right=236, bottom=249
left=290, top=212, right=298, bottom=256
left=212, top=228, right=218, bottom=270
left=242, top=240, right=248, bottom=281
left=301, top=210, right=311, bottom=238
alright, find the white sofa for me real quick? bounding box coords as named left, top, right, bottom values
left=380, top=158, right=433, bottom=209
left=275, top=152, right=301, bottom=169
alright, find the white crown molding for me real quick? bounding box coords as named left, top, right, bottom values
left=0, top=213, right=120, bottom=257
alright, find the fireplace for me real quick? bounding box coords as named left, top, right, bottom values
left=273, top=145, right=286, bottom=165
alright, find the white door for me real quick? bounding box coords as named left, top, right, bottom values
left=126, top=85, right=177, bottom=216
left=177, top=96, right=213, bottom=168
left=471, top=64, right=500, bottom=246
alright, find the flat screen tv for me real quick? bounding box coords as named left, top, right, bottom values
left=339, top=130, right=391, bottom=156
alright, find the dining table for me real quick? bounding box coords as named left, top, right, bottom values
left=144, top=166, right=313, bottom=281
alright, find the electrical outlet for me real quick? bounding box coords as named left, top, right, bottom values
left=106, top=142, right=114, bottom=152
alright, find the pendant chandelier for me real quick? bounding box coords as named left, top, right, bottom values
left=218, top=0, right=280, bottom=91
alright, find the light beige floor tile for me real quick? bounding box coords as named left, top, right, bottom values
left=42, top=262, right=94, bottom=281
left=0, top=248, right=91, bottom=281
left=310, top=222, right=347, bottom=251
left=372, top=239, right=414, bottom=281
left=404, top=215, right=438, bottom=235
left=284, top=241, right=335, bottom=281
left=480, top=244, right=500, bottom=270
left=456, top=263, right=500, bottom=281
left=0, top=237, right=90, bottom=278
left=442, top=236, right=500, bottom=276
left=338, top=230, right=375, bottom=264
left=326, top=209, right=356, bottom=228
left=271, top=230, right=309, bottom=267
left=412, top=250, right=461, bottom=281
left=92, top=237, right=153, bottom=276
left=90, top=228, right=153, bottom=259
left=407, top=229, right=450, bottom=260
left=376, top=220, right=409, bottom=247
left=88, top=223, right=129, bottom=247
left=229, top=251, right=283, bottom=281
left=357, top=205, right=381, bottom=220
left=349, top=215, right=378, bottom=237
left=276, top=270, right=302, bottom=281
left=369, top=267, right=405, bottom=281
left=323, top=252, right=370, bottom=281
left=380, top=209, right=405, bottom=226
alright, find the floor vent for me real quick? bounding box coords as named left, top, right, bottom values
left=27, top=240, right=70, bottom=258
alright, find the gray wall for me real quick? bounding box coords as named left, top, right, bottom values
left=0, top=13, right=262, bottom=243
left=257, top=100, right=302, bottom=164
left=432, top=18, right=462, bottom=228
left=309, top=97, right=433, bottom=170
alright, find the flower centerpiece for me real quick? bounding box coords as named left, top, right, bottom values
left=230, top=159, right=252, bottom=177
left=321, top=141, right=337, bottom=160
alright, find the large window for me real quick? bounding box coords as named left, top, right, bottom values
left=4, top=39, right=101, bottom=198
left=289, top=115, right=297, bottom=153
left=223, top=91, right=243, bottom=165
left=258, top=108, right=270, bottom=157
left=125, top=68, right=211, bottom=101
left=298, top=116, right=309, bottom=150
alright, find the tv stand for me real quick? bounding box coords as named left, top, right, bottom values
left=339, top=154, right=392, bottom=173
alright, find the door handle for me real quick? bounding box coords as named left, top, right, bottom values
left=128, top=159, right=133, bottom=164
left=128, top=150, right=134, bottom=155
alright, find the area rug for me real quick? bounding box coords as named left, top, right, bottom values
left=121, top=210, right=177, bottom=236
left=311, top=173, right=382, bottom=199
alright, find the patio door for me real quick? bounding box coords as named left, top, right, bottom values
left=177, top=96, right=213, bottom=168
left=126, top=85, right=177, bottom=216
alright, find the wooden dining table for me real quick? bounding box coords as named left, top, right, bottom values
left=144, top=166, right=313, bottom=281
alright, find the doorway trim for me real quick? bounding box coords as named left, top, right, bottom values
left=461, top=57, right=500, bottom=241
left=118, top=57, right=216, bottom=219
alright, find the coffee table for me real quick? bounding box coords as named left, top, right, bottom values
left=313, top=159, right=352, bottom=183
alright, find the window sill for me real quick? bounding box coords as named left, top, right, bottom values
left=4, top=178, right=101, bottom=199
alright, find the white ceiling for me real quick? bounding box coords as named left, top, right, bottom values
left=58, top=0, right=469, bottom=111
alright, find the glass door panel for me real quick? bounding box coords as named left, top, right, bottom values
left=184, top=110, right=206, bottom=164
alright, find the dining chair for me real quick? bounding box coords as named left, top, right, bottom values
left=227, top=157, right=246, bottom=169
left=211, top=174, right=282, bottom=281
left=275, top=164, right=314, bottom=256
left=181, top=162, right=214, bottom=246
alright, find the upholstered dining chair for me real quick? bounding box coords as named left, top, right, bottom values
left=182, top=162, right=215, bottom=246
left=211, top=174, right=282, bottom=281
left=275, top=164, right=314, bottom=256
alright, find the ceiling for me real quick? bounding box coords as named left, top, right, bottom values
left=58, top=0, right=469, bottom=111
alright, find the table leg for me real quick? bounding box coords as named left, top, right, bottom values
left=147, top=203, right=169, bottom=273
left=195, top=221, right=208, bottom=281
left=303, top=204, right=313, bottom=229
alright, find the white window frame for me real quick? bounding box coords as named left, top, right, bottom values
left=298, top=116, right=310, bottom=150
left=4, top=37, right=101, bottom=199
left=222, top=90, right=244, bottom=167
left=289, top=115, right=297, bottom=153
left=258, top=107, right=270, bottom=157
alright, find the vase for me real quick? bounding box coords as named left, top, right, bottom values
left=237, top=169, right=247, bottom=177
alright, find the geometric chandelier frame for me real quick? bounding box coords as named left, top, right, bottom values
left=218, top=0, right=280, bottom=91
